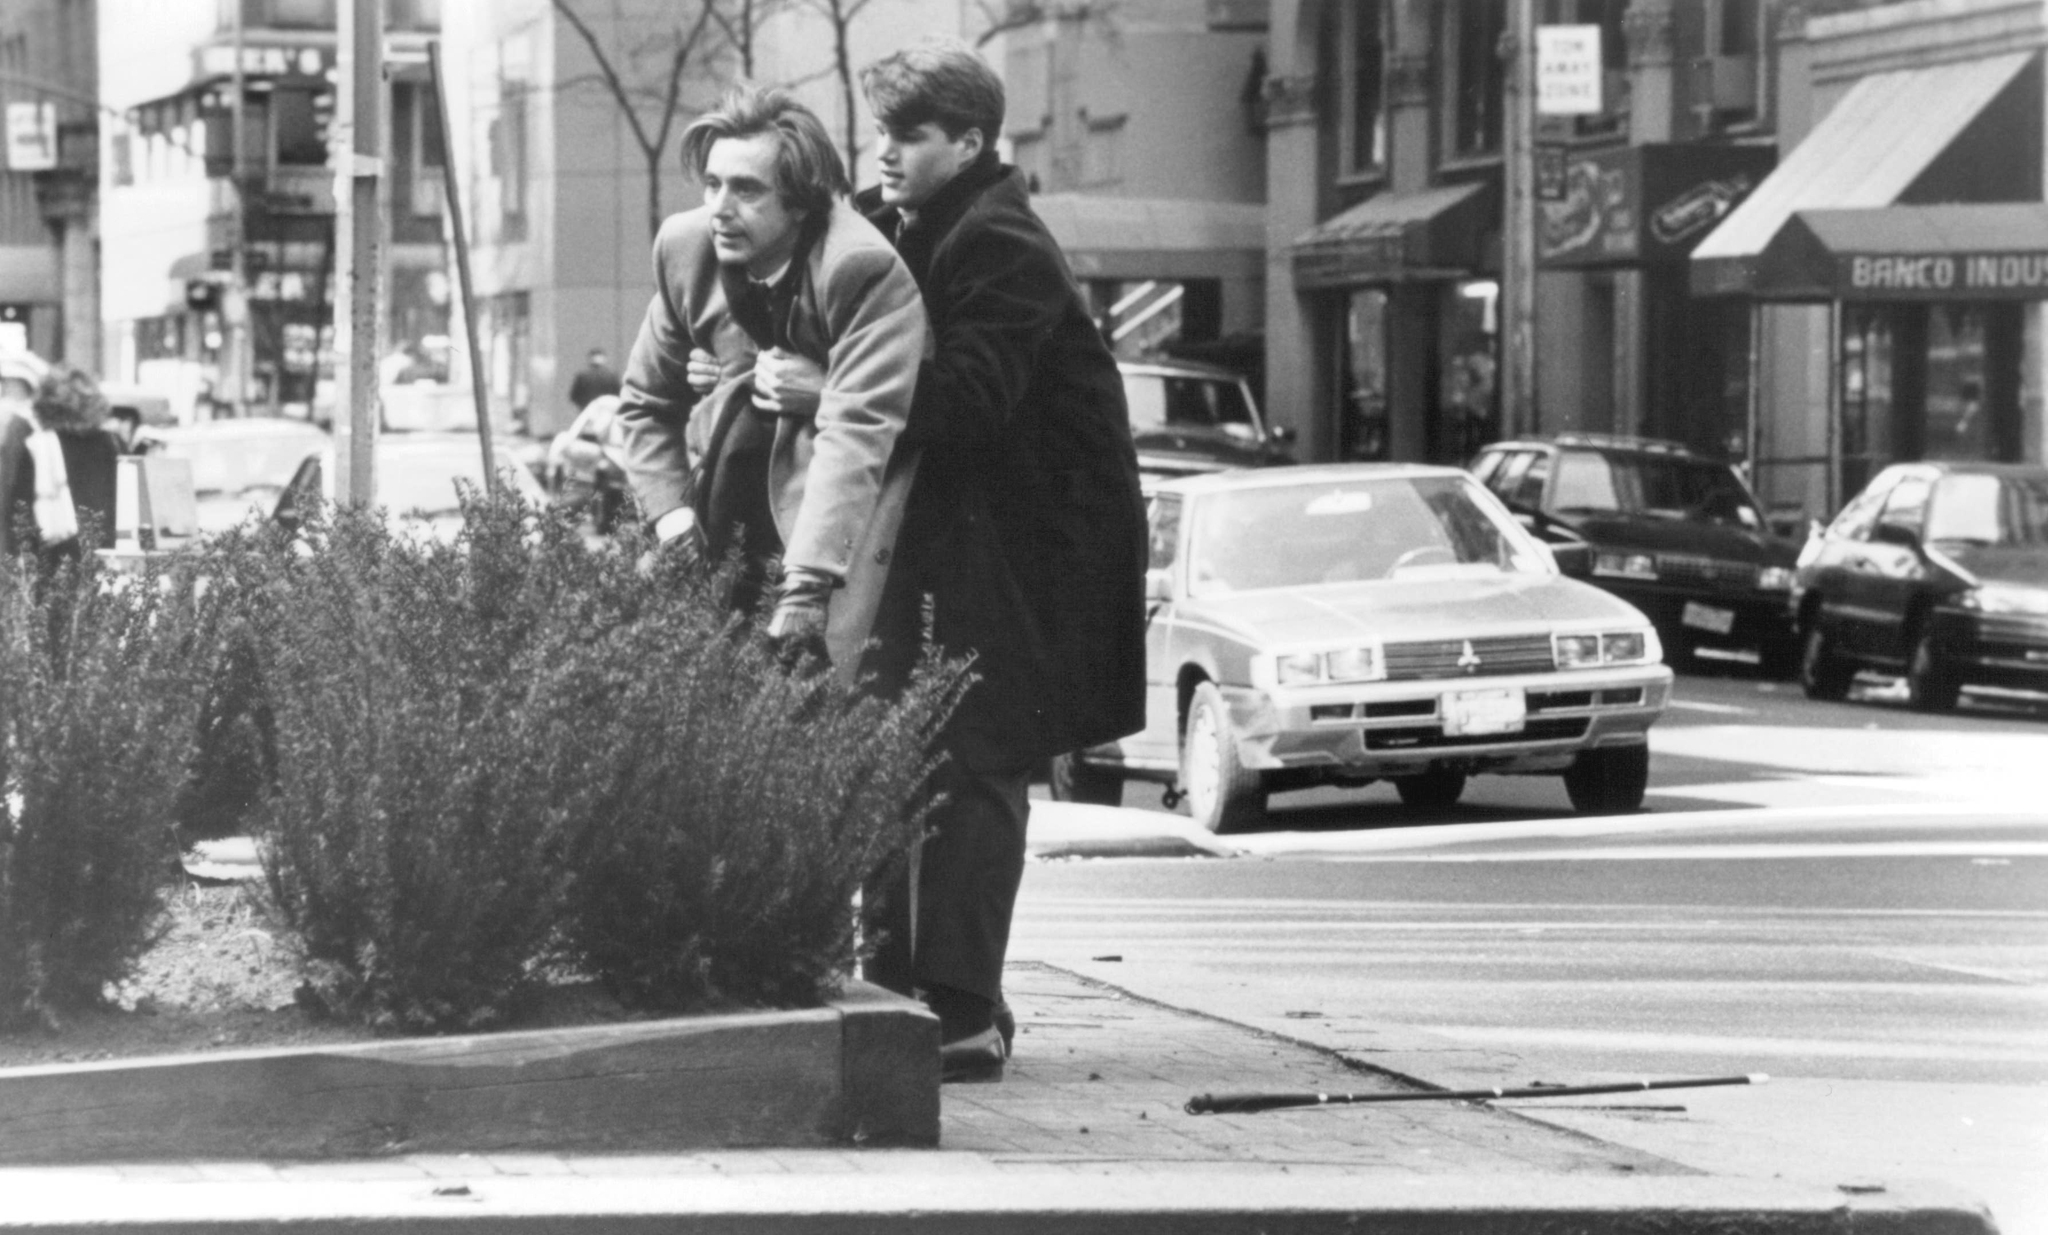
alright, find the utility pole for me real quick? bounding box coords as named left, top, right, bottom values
left=1500, top=0, right=1538, bottom=438
left=334, top=0, right=382, bottom=507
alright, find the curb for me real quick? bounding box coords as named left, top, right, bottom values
left=0, top=984, right=937, bottom=1162
left=0, top=1164, right=2000, bottom=1234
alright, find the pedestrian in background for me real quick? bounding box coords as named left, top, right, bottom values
left=0, top=356, right=115, bottom=564
left=568, top=346, right=622, bottom=412
left=853, top=38, right=1148, bottom=1082
left=613, top=85, right=926, bottom=664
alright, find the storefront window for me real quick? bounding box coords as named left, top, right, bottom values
left=1341, top=289, right=1389, bottom=460
left=1840, top=305, right=1896, bottom=498
left=1925, top=305, right=1990, bottom=462
left=1436, top=279, right=1498, bottom=463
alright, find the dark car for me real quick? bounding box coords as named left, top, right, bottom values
left=1470, top=434, right=1801, bottom=675
left=1793, top=461, right=2048, bottom=710
left=1119, top=360, right=1293, bottom=482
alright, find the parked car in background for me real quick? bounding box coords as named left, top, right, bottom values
left=1119, top=359, right=1293, bottom=483
left=1050, top=465, right=1673, bottom=830
left=137, top=418, right=332, bottom=536
left=271, top=431, right=552, bottom=543
left=1793, top=461, right=2048, bottom=710
left=1469, top=434, right=1801, bottom=675
left=543, top=394, right=630, bottom=533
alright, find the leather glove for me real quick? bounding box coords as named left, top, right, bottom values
left=767, top=566, right=835, bottom=667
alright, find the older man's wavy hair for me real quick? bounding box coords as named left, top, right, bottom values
left=679, top=86, right=850, bottom=218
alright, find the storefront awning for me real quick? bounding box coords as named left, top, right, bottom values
left=1691, top=50, right=2036, bottom=297
left=1742, top=203, right=2048, bottom=301
left=1031, top=195, right=1266, bottom=281
left=1291, top=182, right=1495, bottom=289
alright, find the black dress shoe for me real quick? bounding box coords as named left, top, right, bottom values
left=994, top=1000, right=1015, bottom=1058
left=940, top=1025, right=1005, bottom=1083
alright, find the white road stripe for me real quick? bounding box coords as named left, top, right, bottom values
left=1424, top=1025, right=2048, bottom=1064
left=1322, top=842, right=2048, bottom=862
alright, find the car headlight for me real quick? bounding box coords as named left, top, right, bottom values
left=1554, top=628, right=1660, bottom=669
left=1262, top=644, right=1387, bottom=686
left=1757, top=566, right=1796, bottom=592
left=1957, top=583, right=2048, bottom=616
left=1594, top=552, right=1657, bottom=581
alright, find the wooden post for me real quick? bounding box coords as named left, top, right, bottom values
left=1501, top=0, right=1539, bottom=437
left=427, top=41, right=498, bottom=494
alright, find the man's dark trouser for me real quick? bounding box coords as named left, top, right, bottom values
left=864, top=755, right=1032, bottom=1007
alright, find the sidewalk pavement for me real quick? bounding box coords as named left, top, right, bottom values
left=0, top=960, right=1996, bottom=1234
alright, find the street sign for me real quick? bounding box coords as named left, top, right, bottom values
left=1536, top=25, right=1603, bottom=116
left=5, top=102, right=57, bottom=171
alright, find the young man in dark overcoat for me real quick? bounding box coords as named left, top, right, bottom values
left=853, top=38, right=1149, bottom=1081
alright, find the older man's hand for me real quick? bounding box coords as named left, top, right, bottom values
left=686, top=348, right=722, bottom=395
left=752, top=347, right=825, bottom=418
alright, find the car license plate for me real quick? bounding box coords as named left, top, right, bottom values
left=1681, top=602, right=1736, bottom=635
left=1443, top=688, right=1526, bottom=737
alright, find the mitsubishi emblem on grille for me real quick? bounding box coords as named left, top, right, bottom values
left=1458, top=640, right=1481, bottom=673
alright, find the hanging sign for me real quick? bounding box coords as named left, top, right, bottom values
left=5, top=103, right=57, bottom=171
left=1536, top=26, right=1603, bottom=116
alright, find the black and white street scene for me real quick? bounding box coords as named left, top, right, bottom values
left=0, top=1, right=2043, bottom=1234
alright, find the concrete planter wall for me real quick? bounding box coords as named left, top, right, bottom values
left=0, top=983, right=936, bottom=1163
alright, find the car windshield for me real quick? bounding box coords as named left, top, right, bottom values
left=1187, top=475, right=1546, bottom=594
left=1549, top=449, right=1763, bottom=529
left=1925, top=472, right=2048, bottom=546
left=1125, top=373, right=1259, bottom=441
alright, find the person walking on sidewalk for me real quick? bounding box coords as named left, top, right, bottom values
left=568, top=347, right=621, bottom=412
left=850, top=39, right=1148, bottom=1082
left=613, top=86, right=927, bottom=662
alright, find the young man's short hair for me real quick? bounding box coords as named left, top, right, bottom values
left=859, top=38, right=1005, bottom=144
left=678, top=86, right=850, bottom=218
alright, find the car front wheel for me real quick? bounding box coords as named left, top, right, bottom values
left=1906, top=631, right=1961, bottom=712
left=1799, top=624, right=1855, bottom=701
left=1180, top=682, right=1265, bottom=834
left=1049, top=752, right=1124, bottom=806
left=1563, top=744, right=1650, bottom=815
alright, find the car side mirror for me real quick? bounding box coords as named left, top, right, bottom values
left=1144, top=567, right=1173, bottom=602
left=1548, top=542, right=1594, bottom=576
left=1870, top=522, right=1921, bottom=551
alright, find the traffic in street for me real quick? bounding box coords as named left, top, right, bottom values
left=1013, top=666, right=2048, bottom=1232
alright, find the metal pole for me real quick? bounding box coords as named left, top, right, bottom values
left=427, top=41, right=498, bottom=493
left=1501, top=0, right=1538, bottom=437
left=1188, top=1074, right=1768, bottom=1116
left=334, top=0, right=382, bottom=507
left=229, top=5, right=249, bottom=418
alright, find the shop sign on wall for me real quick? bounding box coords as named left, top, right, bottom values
left=5, top=103, right=57, bottom=172
left=1841, top=252, right=2048, bottom=299
left=1536, top=26, right=1603, bottom=116
left=1540, top=144, right=1774, bottom=267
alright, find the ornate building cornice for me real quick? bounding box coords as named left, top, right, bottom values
left=1386, top=52, right=1430, bottom=109
left=1262, top=72, right=1319, bottom=129
left=1623, top=1, right=1675, bottom=69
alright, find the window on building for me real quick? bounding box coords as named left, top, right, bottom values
left=230, top=0, right=337, bottom=28
left=1340, top=288, right=1390, bottom=460
left=489, top=78, right=528, bottom=241
left=1339, top=0, right=1386, bottom=178
left=1082, top=112, right=1125, bottom=187
left=1444, top=0, right=1505, bottom=160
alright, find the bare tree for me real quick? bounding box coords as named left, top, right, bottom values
left=707, top=0, right=786, bottom=78
left=796, top=0, right=875, bottom=183
left=550, top=0, right=725, bottom=240
left=968, top=0, right=1118, bottom=49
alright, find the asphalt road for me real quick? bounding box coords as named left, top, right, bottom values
left=1012, top=668, right=2048, bottom=1232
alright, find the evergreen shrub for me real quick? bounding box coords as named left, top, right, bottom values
left=0, top=552, right=220, bottom=1029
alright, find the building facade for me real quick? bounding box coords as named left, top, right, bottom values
left=98, top=0, right=445, bottom=422
left=0, top=0, right=98, bottom=368
left=1263, top=0, right=1794, bottom=471
left=1001, top=0, right=1269, bottom=375
left=1694, top=0, right=2048, bottom=523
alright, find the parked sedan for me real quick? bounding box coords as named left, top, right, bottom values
left=1470, top=434, right=1801, bottom=675
left=271, top=432, right=552, bottom=542
left=137, top=418, right=332, bottom=536
left=543, top=394, right=630, bottom=533
left=1052, top=465, right=1674, bottom=830
left=1794, top=461, right=2048, bottom=710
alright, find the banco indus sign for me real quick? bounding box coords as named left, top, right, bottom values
left=1842, top=251, right=2048, bottom=299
